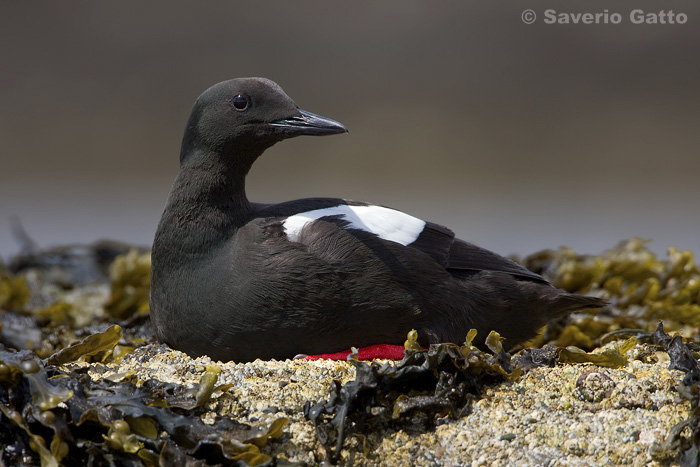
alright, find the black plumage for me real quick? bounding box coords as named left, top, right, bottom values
left=150, top=78, right=606, bottom=362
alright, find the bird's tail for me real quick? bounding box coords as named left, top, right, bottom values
left=553, top=293, right=608, bottom=318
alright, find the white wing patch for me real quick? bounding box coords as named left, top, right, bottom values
left=283, top=205, right=426, bottom=246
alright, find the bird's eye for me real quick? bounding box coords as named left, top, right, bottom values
left=231, top=94, right=249, bottom=111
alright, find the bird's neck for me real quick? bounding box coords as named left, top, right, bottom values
left=155, top=148, right=258, bottom=255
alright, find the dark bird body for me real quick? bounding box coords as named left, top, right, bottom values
left=150, top=78, right=605, bottom=362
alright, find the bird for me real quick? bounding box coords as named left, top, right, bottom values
left=149, top=77, right=606, bottom=362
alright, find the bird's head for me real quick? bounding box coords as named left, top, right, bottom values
left=180, top=77, right=348, bottom=166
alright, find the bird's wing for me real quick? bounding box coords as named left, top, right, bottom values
left=257, top=199, right=548, bottom=285
left=410, top=222, right=550, bottom=284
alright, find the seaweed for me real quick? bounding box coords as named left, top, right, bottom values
left=648, top=323, right=700, bottom=466
left=558, top=337, right=637, bottom=368
left=521, top=238, right=700, bottom=350
left=0, top=265, right=30, bottom=311
left=7, top=220, right=146, bottom=286
left=46, top=324, right=123, bottom=366
left=1, top=247, right=152, bottom=362
left=0, top=342, right=287, bottom=466
left=104, top=250, right=151, bottom=320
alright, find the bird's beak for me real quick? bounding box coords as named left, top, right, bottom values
left=269, top=109, right=348, bottom=136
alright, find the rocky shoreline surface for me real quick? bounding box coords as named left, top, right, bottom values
left=1, top=238, right=698, bottom=466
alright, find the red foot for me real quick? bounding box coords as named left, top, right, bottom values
left=305, top=344, right=406, bottom=361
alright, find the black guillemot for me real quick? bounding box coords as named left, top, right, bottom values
left=150, top=77, right=606, bottom=362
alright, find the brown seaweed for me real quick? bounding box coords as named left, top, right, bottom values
left=0, top=343, right=287, bottom=466
left=649, top=323, right=700, bottom=466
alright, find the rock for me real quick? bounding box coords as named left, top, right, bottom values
left=83, top=344, right=690, bottom=466
left=576, top=371, right=615, bottom=402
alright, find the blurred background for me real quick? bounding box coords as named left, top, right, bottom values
left=1, top=1, right=698, bottom=262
